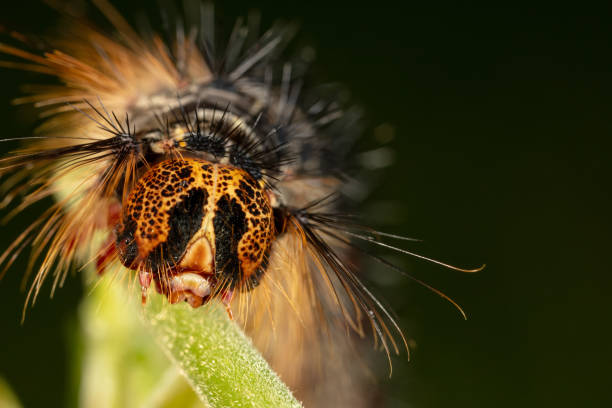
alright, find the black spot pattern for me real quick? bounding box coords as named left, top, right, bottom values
left=213, top=194, right=247, bottom=284
left=147, top=188, right=207, bottom=271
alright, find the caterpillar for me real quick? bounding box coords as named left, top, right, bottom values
left=0, top=1, right=483, bottom=406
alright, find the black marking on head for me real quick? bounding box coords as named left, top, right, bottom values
left=238, top=180, right=256, bottom=200
left=176, top=164, right=192, bottom=179
left=213, top=194, right=247, bottom=285
left=148, top=187, right=207, bottom=272
left=116, top=217, right=139, bottom=268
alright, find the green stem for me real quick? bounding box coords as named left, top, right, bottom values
left=79, top=272, right=301, bottom=408
left=143, top=294, right=302, bottom=408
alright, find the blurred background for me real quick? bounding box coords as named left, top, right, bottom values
left=1, top=1, right=611, bottom=407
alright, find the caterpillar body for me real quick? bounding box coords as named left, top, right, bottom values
left=0, top=1, right=482, bottom=406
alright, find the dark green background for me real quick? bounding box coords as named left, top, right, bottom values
left=1, top=1, right=610, bottom=407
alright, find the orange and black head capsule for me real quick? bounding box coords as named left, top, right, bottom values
left=116, top=155, right=275, bottom=308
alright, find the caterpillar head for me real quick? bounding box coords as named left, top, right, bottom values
left=115, top=157, right=275, bottom=307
